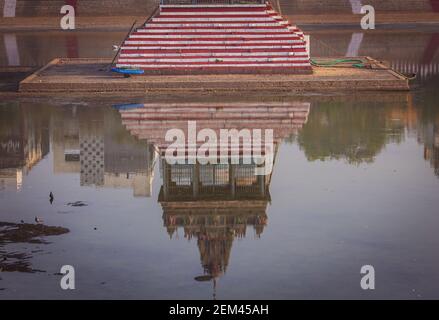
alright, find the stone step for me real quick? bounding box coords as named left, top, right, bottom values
left=129, top=34, right=299, bottom=39
left=119, top=52, right=309, bottom=58
left=116, top=3, right=311, bottom=74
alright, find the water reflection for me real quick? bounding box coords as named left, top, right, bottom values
left=1, top=95, right=439, bottom=193
left=297, top=99, right=406, bottom=163
left=114, top=101, right=310, bottom=289
left=415, top=95, right=439, bottom=177
left=1, top=93, right=439, bottom=297
left=51, top=106, right=156, bottom=195
left=160, top=160, right=270, bottom=298
left=0, top=102, right=50, bottom=191
left=1, top=95, right=438, bottom=192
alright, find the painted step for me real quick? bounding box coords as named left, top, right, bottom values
left=115, top=4, right=311, bottom=75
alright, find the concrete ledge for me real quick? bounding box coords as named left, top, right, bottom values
left=18, top=57, right=410, bottom=94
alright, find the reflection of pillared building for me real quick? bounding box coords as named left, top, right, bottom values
left=117, top=102, right=310, bottom=282
left=0, top=104, right=49, bottom=191
left=51, top=107, right=155, bottom=196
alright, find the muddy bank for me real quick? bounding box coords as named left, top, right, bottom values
left=0, top=222, right=69, bottom=273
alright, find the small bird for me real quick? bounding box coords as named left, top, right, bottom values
left=112, top=45, right=120, bottom=51
left=49, top=192, right=54, bottom=204
left=35, top=217, right=43, bottom=224
left=20, top=220, right=24, bottom=224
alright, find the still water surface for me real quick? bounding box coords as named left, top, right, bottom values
left=0, top=29, right=439, bottom=299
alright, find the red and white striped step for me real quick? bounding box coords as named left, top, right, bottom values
left=116, top=3, right=311, bottom=74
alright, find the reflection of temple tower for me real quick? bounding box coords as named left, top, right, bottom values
left=198, top=233, right=233, bottom=281
left=0, top=103, right=49, bottom=191
left=160, top=160, right=272, bottom=281
left=116, top=101, right=310, bottom=289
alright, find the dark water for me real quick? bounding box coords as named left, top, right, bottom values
left=1, top=29, right=439, bottom=299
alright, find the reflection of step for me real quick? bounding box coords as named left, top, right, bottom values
left=117, top=102, right=311, bottom=153
left=116, top=4, right=311, bottom=74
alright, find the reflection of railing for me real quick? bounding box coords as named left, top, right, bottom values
left=161, top=161, right=269, bottom=202
left=160, top=0, right=266, bottom=4
left=390, top=60, right=439, bottom=82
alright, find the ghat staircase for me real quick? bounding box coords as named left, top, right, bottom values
left=116, top=1, right=311, bottom=74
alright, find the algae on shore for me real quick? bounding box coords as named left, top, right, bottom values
left=0, top=222, right=69, bottom=273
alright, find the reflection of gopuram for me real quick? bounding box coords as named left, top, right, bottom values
left=160, top=160, right=270, bottom=283
left=117, top=101, right=311, bottom=292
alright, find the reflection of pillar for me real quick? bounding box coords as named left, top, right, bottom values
left=275, top=0, right=282, bottom=15
left=3, top=0, right=16, bottom=17
left=3, top=34, right=20, bottom=66
left=346, top=33, right=364, bottom=57
left=64, top=1, right=78, bottom=58
left=65, top=0, right=78, bottom=10
left=431, top=0, right=439, bottom=12
left=66, top=35, right=79, bottom=58
left=258, top=173, right=265, bottom=197
left=349, top=0, right=362, bottom=14
left=229, top=164, right=235, bottom=199
left=422, top=34, right=439, bottom=65
left=162, top=161, right=168, bottom=201
left=193, top=163, right=199, bottom=198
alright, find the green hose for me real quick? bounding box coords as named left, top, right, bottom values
left=310, top=58, right=367, bottom=69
